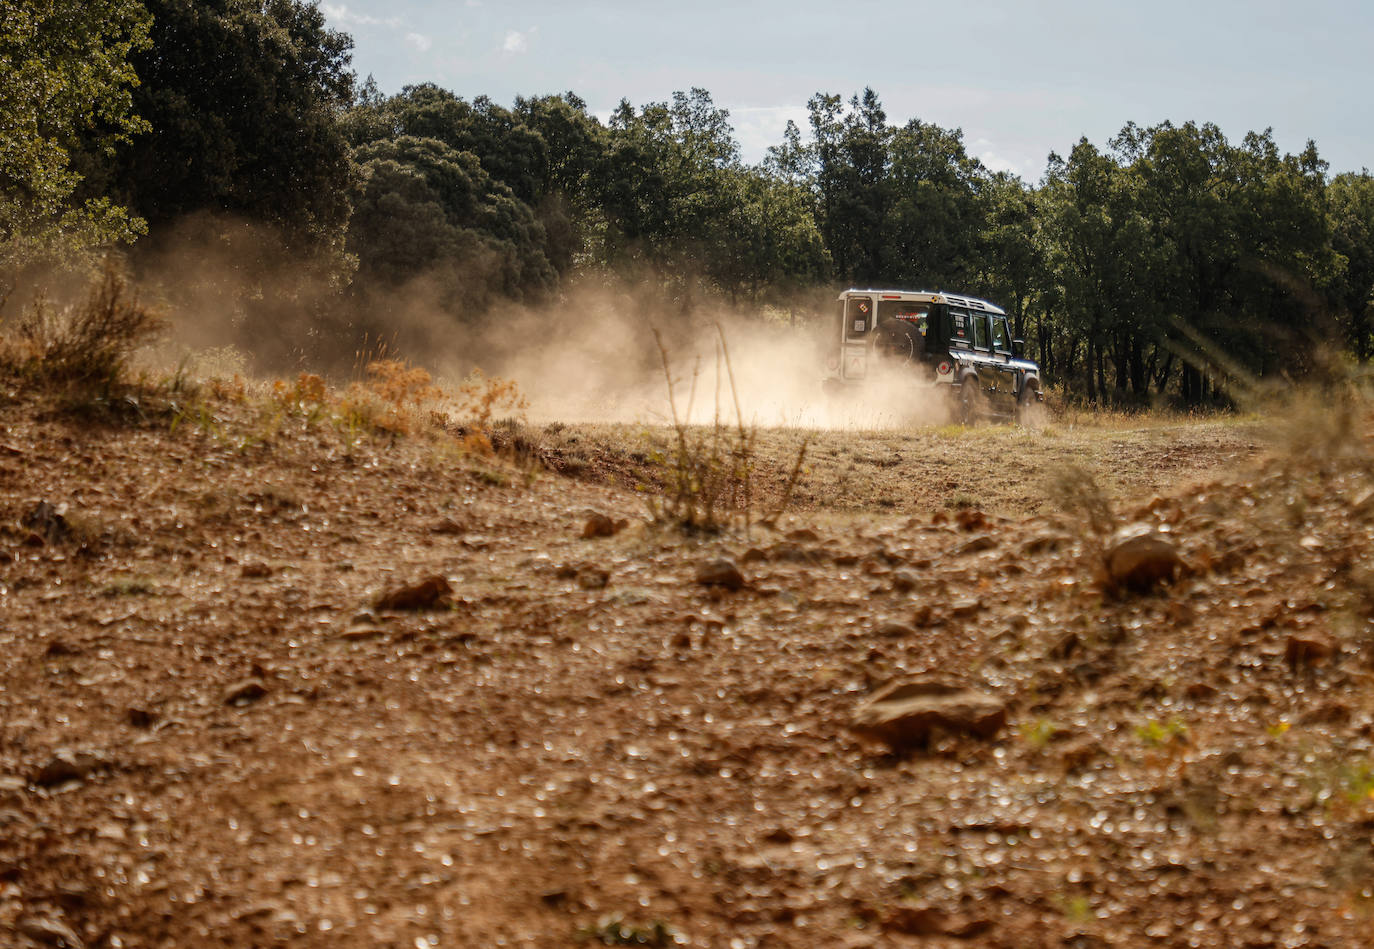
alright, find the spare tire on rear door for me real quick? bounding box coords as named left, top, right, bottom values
left=875, top=320, right=923, bottom=365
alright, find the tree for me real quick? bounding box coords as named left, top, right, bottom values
left=346, top=85, right=610, bottom=274
left=0, top=0, right=151, bottom=277
left=345, top=84, right=548, bottom=205
left=704, top=167, right=829, bottom=304
left=513, top=93, right=608, bottom=272
left=808, top=89, right=890, bottom=284
left=1118, top=122, right=1335, bottom=401
left=1329, top=172, right=1374, bottom=359
left=885, top=119, right=986, bottom=290
left=976, top=172, right=1043, bottom=345
left=100, top=0, right=356, bottom=256
left=348, top=136, right=557, bottom=307
left=599, top=89, right=739, bottom=283
left=763, top=119, right=812, bottom=187
left=1040, top=139, right=1156, bottom=402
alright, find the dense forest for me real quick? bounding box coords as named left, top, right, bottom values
left=4, top=0, right=1373, bottom=406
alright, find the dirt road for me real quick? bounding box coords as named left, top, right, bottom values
left=3, top=394, right=1371, bottom=948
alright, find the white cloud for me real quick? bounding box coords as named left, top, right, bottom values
left=405, top=32, right=433, bottom=52
left=502, top=30, right=528, bottom=54
left=321, top=4, right=401, bottom=29
left=975, top=151, right=1029, bottom=178
left=725, top=105, right=810, bottom=165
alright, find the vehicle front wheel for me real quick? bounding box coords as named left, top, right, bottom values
left=1015, top=383, right=1043, bottom=427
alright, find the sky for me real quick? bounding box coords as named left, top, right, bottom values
left=320, top=0, right=1373, bottom=179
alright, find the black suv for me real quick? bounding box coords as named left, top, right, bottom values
left=824, top=288, right=1043, bottom=423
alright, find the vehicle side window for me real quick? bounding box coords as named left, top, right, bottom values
left=991, top=317, right=1011, bottom=353
left=949, top=308, right=970, bottom=348
left=973, top=314, right=990, bottom=352
left=847, top=297, right=873, bottom=334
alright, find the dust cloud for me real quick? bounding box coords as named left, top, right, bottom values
left=117, top=220, right=954, bottom=431
left=441, top=286, right=955, bottom=430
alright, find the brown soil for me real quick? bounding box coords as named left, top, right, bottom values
left=528, top=417, right=1267, bottom=519
left=3, top=387, right=1373, bottom=949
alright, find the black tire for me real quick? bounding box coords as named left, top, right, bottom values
left=875, top=321, right=922, bottom=365
left=1015, top=380, right=1042, bottom=426
left=957, top=373, right=983, bottom=425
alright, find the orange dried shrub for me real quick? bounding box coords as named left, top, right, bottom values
left=342, top=359, right=443, bottom=437
left=454, top=369, right=527, bottom=455
left=209, top=375, right=247, bottom=403
left=272, top=372, right=328, bottom=411
left=364, top=359, right=441, bottom=410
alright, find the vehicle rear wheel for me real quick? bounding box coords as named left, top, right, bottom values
left=957, top=374, right=983, bottom=426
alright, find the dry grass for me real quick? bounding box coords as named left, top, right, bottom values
left=0, top=259, right=164, bottom=396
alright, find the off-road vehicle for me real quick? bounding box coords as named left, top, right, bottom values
left=823, top=288, right=1043, bottom=423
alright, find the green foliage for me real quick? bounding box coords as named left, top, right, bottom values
left=347, top=135, right=557, bottom=302
left=0, top=0, right=151, bottom=276
left=1135, top=716, right=1189, bottom=747
left=703, top=166, right=830, bottom=303
left=884, top=119, right=985, bottom=288
left=1329, top=172, right=1374, bottom=358
left=345, top=83, right=549, bottom=203
left=808, top=88, right=891, bottom=284
left=592, top=88, right=831, bottom=306
left=976, top=171, right=1042, bottom=341
left=98, top=0, right=355, bottom=255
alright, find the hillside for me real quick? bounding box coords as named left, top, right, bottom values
left=2, top=380, right=1373, bottom=948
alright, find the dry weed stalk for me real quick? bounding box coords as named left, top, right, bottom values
left=648, top=325, right=763, bottom=532
left=1045, top=463, right=1117, bottom=577
left=762, top=434, right=811, bottom=527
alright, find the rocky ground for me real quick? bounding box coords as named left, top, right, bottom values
left=2, top=383, right=1373, bottom=949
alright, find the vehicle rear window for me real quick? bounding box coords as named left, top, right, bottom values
left=847, top=297, right=873, bottom=334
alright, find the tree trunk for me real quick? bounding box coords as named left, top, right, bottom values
left=1153, top=351, right=1174, bottom=394
left=1111, top=331, right=1129, bottom=401
left=1181, top=363, right=1200, bottom=406
left=1095, top=343, right=1108, bottom=406
left=1084, top=339, right=1097, bottom=404
left=1129, top=336, right=1146, bottom=397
